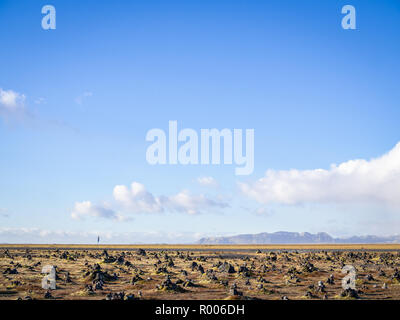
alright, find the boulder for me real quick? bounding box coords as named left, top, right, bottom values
left=218, top=262, right=235, bottom=274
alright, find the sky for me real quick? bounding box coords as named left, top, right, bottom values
left=1, top=0, right=400, bottom=243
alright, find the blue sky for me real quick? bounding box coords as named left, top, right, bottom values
left=1, top=0, right=400, bottom=243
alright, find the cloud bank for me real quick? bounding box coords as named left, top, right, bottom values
left=113, top=182, right=228, bottom=215
left=239, top=142, right=400, bottom=207
left=0, top=228, right=219, bottom=244
left=71, top=181, right=228, bottom=220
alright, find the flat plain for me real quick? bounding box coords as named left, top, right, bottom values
left=1, top=244, right=400, bottom=300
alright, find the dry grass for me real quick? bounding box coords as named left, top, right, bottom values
left=1, top=246, right=399, bottom=300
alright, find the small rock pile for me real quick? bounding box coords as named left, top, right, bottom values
left=156, top=275, right=185, bottom=293
left=218, top=262, right=236, bottom=274
left=340, top=288, right=359, bottom=299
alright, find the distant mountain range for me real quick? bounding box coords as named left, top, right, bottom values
left=198, top=231, right=400, bottom=244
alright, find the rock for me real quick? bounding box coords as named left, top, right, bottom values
left=125, top=293, right=136, bottom=300
left=131, top=274, right=143, bottom=285
left=238, top=265, right=250, bottom=275
left=317, top=281, right=326, bottom=292
left=44, top=290, right=53, bottom=299
left=183, top=279, right=197, bottom=288
left=155, top=266, right=168, bottom=274
left=124, top=261, right=133, bottom=267
left=85, top=264, right=117, bottom=282
left=106, top=292, right=125, bottom=300
left=3, top=249, right=12, bottom=259
left=188, top=261, right=197, bottom=269
left=365, top=274, right=374, bottom=281
left=229, top=284, right=242, bottom=296
left=268, top=253, right=277, bottom=262
left=340, top=288, right=359, bottom=299
left=301, top=261, right=317, bottom=273
left=157, top=275, right=185, bottom=293
left=85, top=284, right=94, bottom=293
left=64, top=272, right=72, bottom=283
left=3, top=267, right=18, bottom=274
left=258, top=277, right=267, bottom=283
left=137, top=249, right=146, bottom=256
left=206, top=269, right=218, bottom=281
left=391, top=269, right=400, bottom=281
left=220, top=280, right=228, bottom=287
left=197, top=265, right=204, bottom=274
left=93, top=279, right=104, bottom=290
left=103, top=256, right=116, bottom=263
left=218, top=262, right=235, bottom=274
left=116, top=256, right=125, bottom=264
left=260, top=265, right=268, bottom=273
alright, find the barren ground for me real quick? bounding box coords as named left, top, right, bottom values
left=1, top=245, right=400, bottom=300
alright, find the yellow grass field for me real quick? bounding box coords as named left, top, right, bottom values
left=2, top=245, right=400, bottom=300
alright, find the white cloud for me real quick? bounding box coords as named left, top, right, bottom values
left=70, top=182, right=227, bottom=220
left=113, top=182, right=228, bottom=215
left=163, top=190, right=227, bottom=214
left=75, top=91, right=93, bottom=105
left=113, top=182, right=163, bottom=213
left=239, top=142, right=400, bottom=207
left=71, top=201, right=129, bottom=221
left=197, top=176, right=218, bottom=187
left=0, top=88, right=25, bottom=111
